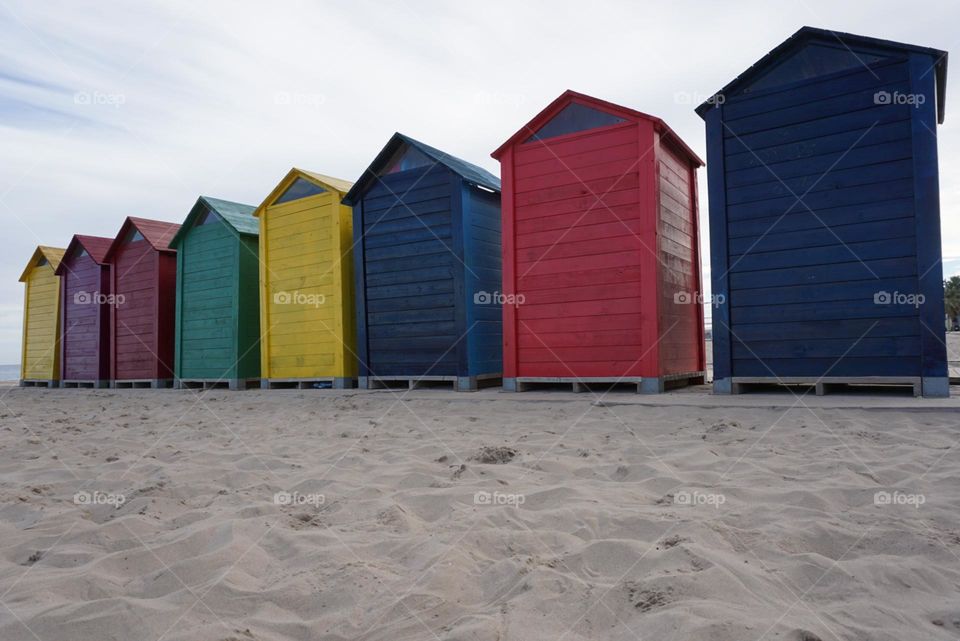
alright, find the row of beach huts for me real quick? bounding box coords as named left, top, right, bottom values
left=17, top=27, right=952, bottom=396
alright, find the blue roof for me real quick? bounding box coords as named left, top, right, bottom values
left=343, top=133, right=500, bottom=205
left=696, top=26, right=948, bottom=123
left=169, top=196, right=258, bottom=248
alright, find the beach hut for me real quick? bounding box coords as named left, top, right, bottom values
left=169, top=196, right=260, bottom=390
left=697, top=26, right=949, bottom=397
left=103, top=217, right=180, bottom=388
left=492, top=90, right=705, bottom=393
left=343, top=132, right=502, bottom=391
left=254, top=169, right=356, bottom=389
left=56, top=235, right=113, bottom=387
left=19, top=246, right=65, bottom=386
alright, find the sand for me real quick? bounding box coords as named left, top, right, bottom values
left=0, top=383, right=959, bottom=641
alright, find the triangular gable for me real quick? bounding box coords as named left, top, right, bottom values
left=272, top=177, right=326, bottom=205
left=741, top=42, right=890, bottom=95
left=492, top=90, right=704, bottom=167
left=19, top=246, right=65, bottom=282
left=342, top=132, right=500, bottom=206
left=104, top=217, right=181, bottom=261
left=55, top=235, right=113, bottom=274
left=696, top=26, right=948, bottom=123
left=253, top=169, right=354, bottom=218
left=524, top=102, right=627, bottom=143
left=378, top=144, right=433, bottom=176
left=169, top=196, right=258, bottom=248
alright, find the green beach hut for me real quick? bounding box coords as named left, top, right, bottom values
left=170, top=196, right=261, bottom=389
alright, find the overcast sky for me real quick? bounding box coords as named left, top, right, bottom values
left=1, top=0, right=957, bottom=364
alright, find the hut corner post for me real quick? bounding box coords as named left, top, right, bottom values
left=638, top=121, right=662, bottom=393
left=352, top=198, right=371, bottom=387
left=500, top=147, right=519, bottom=391
left=909, top=52, right=949, bottom=397
left=704, top=106, right=732, bottom=394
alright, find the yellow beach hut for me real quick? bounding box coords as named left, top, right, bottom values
left=254, top=169, right=357, bottom=388
left=19, top=246, right=65, bottom=386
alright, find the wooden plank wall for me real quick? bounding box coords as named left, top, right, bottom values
left=462, top=184, right=503, bottom=376
left=61, top=253, right=103, bottom=380
left=720, top=57, right=923, bottom=377
left=358, top=165, right=459, bottom=377
left=657, top=140, right=703, bottom=375
left=112, top=241, right=160, bottom=380
left=511, top=122, right=646, bottom=378
left=176, top=220, right=239, bottom=379
left=22, top=265, right=60, bottom=380
left=261, top=190, right=350, bottom=378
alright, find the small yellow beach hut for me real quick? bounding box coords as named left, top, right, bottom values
left=19, top=246, right=65, bottom=386
left=254, top=169, right=356, bottom=388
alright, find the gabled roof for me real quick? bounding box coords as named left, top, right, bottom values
left=104, top=216, right=181, bottom=261
left=169, top=196, right=258, bottom=248
left=492, top=90, right=704, bottom=166
left=19, top=245, right=65, bottom=282
left=54, top=235, right=113, bottom=275
left=253, top=168, right=354, bottom=218
left=342, top=132, right=501, bottom=206
left=696, top=26, right=948, bottom=123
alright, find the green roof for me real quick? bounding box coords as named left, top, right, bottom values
left=169, top=196, right=258, bottom=248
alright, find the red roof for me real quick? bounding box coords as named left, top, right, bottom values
left=104, top=216, right=181, bottom=261
left=55, top=234, right=113, bottom=274
left=492, top=89, right=704, bottom=166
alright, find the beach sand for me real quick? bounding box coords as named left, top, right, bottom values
left=0, top=381, right=959, bottom=641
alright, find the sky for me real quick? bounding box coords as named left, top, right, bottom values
left=1, top=0, right=958, bottom=364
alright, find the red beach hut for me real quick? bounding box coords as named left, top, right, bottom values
left=103, top=217, right=180, bottom=387
left=492, top=90, right=706, bottom=393
left=56, top=235, right=114, bottom=387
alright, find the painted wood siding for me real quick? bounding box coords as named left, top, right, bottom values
left=235, top=234, right=261, bottom=378
left=462, top=184, right=503, bottom=376
left=717, top=57, right=926, bottom=378
left=356, top=165, right=459, bottom=377
left=21, top=266, right=60, bottom=380
left=112, top=241, right=167, bottom=380
left=61, top=254, right=109, bottom=380
left=175, top=220, right=241, bottom=379
left=657, top=140, right=703, bottom=375
left=260, top=191, right=355, bottom=379
left=511, top=122, right=647, bottom=378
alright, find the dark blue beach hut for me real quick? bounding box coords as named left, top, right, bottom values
left=697, top=26, right=949, bottom=397
left=342, top=133, right=502, bottom=391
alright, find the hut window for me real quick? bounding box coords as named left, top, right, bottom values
left=378, top=145, right=433, bottom=175
left=36, top=256, right=48, bottom=267
left=524, top=103, right=626, bottom=144
left=273, top=177, right=327, bottom=204
left=743, top=44, right=888, bottom=94
left=78, top=248, right=88, bottom=258
left=125, top=228, right=145, bottom=243
left=197, top=209, right=218, bottom=226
